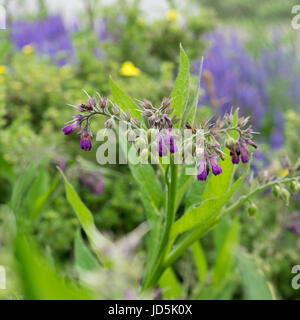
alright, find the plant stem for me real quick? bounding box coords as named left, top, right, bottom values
left=143, top=155, right=178, bottom=290
left=163, top=176, right=296, bottom=270
left=222, top=177, right=295, bottom=215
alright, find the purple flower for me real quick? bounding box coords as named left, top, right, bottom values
left=210, top=156, right=222, bottom=175
left=231, top=155, right=240, bottom=165
left=197, top=160, right=210, bottom=181
left=80, top=128, right=92, bottom=151
left=62, top=122, right=79, bottom=135
left=164, top=131, right=178, bottom=154
left=11, top=15, right=74, bottom=65
left=158, top=134, right=168, bottom=157
left=92, top=182, right=105, bottom=195
left=240, top=141, right=249, bottom=163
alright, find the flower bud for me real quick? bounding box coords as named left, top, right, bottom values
left=122, top=111, right=131, bottom=121
left=112, top=105, right=121, bottom=115
left=105, top=118, right=114, bottom=129
left=247, top=202, right=258, bottom=216
left=161, top=97, right=172, bottom=111
left=132, top=118, right=141, bottom=128
left=141, top=99, right=154, bottom=109
left=280, top=188, right=290, bottom=206
left=273, top=185, right=281, bottom=198
left=147, top=128, right=158, bottom=142
left=99, top=97, right=109, bottom=110
left=126, top=129, right=136, bottom=142
left=142, top=109, right=154, bottom=117
left=140, top=148, right=149, bottom=164
left=225, top=137, right=236, bottom=150
left=135, top=137, right=147, bottom=150
left=290, top=180, right=297, bottom=193
left=295, top=183, right=300, bottom=194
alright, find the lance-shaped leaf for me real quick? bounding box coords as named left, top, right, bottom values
left=171, top=44, right=190, bottom=128
left=58, top=168, right=112, bottom=266
left=110, top=77, right=141, bottom=120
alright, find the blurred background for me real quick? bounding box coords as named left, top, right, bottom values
left=0, top=0, right=300, bottom=300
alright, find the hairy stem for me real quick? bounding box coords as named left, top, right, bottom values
left=143, top=155, right=178, bottom=290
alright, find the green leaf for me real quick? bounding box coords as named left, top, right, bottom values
left=129, top=163, right=163, bottom=219
left=0, top=154, right=15, bottom=182
left=30, top=175, right=60, bottom=222
left=182, top=56, right=203, bottom=126
left=212, top=217, right=240, bottom=286
left=159, top=267, right=184, bottom=300
left=74, top=230, right=101, bottom=272
left=191, top=241, right=207, bottom=285
left=237, top=250, right=275, bottom=300
left=176, top=164, right=196, bottom=211
left=58, top=168, right=111, bottom=265
left=143, top=214, right=163, bottom=286
left=26, top=169, right=50, bottom=215
left=171, top=162, right=249, bottom=238
left=213, top=216, right=231, bottom=256
left=171, top=44, right=190, bottom=128
left=15, top=234, right=94, bottom=300
left=10, top=156, right=49, bottom=218
left=110, top=77, right=141, bottom=120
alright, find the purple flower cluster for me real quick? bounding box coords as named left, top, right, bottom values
left=158, top=129, right=178, bottom=157
left=11, top=15, right=74, bottom=65
left=198, top=31, right=300, bottom=149
left=197, top=155, right=222, bottom=181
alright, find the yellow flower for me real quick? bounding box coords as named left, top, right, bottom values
left=22, top=44, right=35, bottom=55
left=137, top=17, right=145, bottom=26
left=166, top=9, right=180, bottom=22
left=120, top=61, right=141, bottom=77
left=279, top=169, right=289, bottom=178
left=0, top=65, right=6, bottom=75
left=287, top=110, right=298, bottom=121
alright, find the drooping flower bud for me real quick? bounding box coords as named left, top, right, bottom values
left=161, top=97, right=172, bottom=111
left=62, top=122, right=79, bottom=135
left=112, top=105, right=121, bottom=115
left=239, top=140, right=249, bottom=163
left=225, top=137, right=236, bottom=150
left=80, top=128, right=92, bottom=151
left=273, top=185, right=281, bottom=198
left=280, top=188, right=290, bottom=206
left=158, top=135, right=168, bottom=157
left=247, top=202, right=258, bottom=216
left=88, top=97, right=97, bottom=110
left=197, top=160, right=210, bottom=181
left=290, top=180, right=297, bottom=193
left=105, top=118, right=114, bottom=129
left=142, top=109, right=154, bottom=117
left=210, top=155, right=222, bottom=176
left=99, top=97, right=109, bottom=110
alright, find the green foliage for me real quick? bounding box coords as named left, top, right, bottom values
left=171, top=44, right=190, bottom=128
left=15, top=234, right=94, bottom=300
left=237, top=251, right=274, bottom=300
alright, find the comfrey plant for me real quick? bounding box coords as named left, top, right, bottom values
left=60, top=46, right=300, bottom=294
